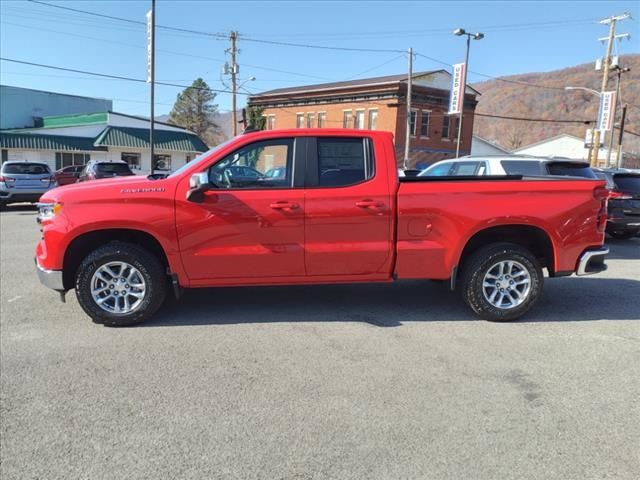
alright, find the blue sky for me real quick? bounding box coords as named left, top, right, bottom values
left=1, top=0, right=638, bottom=116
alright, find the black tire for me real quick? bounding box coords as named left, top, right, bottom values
left=608, top=231, right=637, bottom=240
left=75, top=241, right=167, bottom=327
left=460, top=243, right=543, bottom=322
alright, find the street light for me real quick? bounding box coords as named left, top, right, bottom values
left=238, top=76, right=256, bottom=92
left=564, top=86, right=600, bottom=97
left=453, top=28, right=484, bottom=158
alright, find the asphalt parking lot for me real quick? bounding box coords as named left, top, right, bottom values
left=1, top=206, right=639, bottom=480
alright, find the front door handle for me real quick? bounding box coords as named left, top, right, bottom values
left=355, top=200, right=384, bottom=209
left=270, top=201, right=299, bottom=210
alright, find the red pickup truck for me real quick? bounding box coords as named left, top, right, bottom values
left=36, top=129, right=609, bottom=326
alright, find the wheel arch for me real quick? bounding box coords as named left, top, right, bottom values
left=454, top=224, right=556, bottom=288
left=62, top=228, right=170, bottom=290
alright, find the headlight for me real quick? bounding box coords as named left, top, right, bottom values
left=36, top=202, right=63, bottom=222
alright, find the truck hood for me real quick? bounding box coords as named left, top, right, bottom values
left=40, top=175, right=171, bottom=203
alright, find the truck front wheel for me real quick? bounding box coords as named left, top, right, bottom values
left=460, top=243, right=543, bottom=322
left=75, top=242, right=167, bottom=327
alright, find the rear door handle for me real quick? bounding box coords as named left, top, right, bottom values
left=355, top=200, right=384, bottom=208
left=270, top=201, right=299, bottom=210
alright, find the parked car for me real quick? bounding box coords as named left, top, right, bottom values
left=36, top=129, right=609, bottom=327
left=418, top=155, right=597, bottom=179
left=593, top=168, right=640, bottom=239
left=0, top=161, right=56, bottom=207
left=54, top=165, right=84, bottom=186
left=78, top=160, right=135, bottom=182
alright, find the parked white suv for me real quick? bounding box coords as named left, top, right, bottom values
left=418, top=155, right=597, bottom=179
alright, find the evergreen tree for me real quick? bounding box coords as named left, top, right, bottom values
left=169, top=78, right=221, bottom=145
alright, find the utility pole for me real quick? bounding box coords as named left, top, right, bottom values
left=230, top=31, right=239, bottom=137
left=616, top=104, right=627, bottom=169
left=590, top=13, right=630, bottom=167
left=146, top=0, right=156, bottom=175
left=606, top=67, right=630, bottom=167
left=403, top=47, right=413, bottom=170
left=456, top=34, right=471, bottom=159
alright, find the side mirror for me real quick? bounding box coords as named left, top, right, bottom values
left=187, top=172, right=210, bottom=203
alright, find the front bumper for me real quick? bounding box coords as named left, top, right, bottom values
left=576, top=246, right=609, bottom=276
left=35, top=258, right=65, bottom=291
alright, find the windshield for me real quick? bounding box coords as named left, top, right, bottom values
left=96, top=163, right=133, bottom=174
left=2, top=163, right=51, bottom=174
left=613, top=174, right=640, bottom=194
left=168, top=138, right=235, bottom=178
left=547, top=163, right=596, bottom=178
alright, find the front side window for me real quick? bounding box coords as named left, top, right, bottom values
left=209, top=138, right=293, bottom=189
left=317, top=137, right=373, bottom=187
left=342, top=111, right=353, bottom=128
left=121, top=152, right=141, bottom=170
left=420, top=111, right=431, bottom=137
left=450, top=161, right=481, bottom=176
left=296, top=114, right=304, bottom=129
left=420, top=162, right=453, bottom=177
left=368, top=109, right=378, bottom=130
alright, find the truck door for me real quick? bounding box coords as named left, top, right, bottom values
left=303, top=136, right=394, bottom=277
left=175, top=137, right=306, bottom=281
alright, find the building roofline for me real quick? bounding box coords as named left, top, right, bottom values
left=514, top=133, right=585, bottom=152
left=0, top=84, right=112, bottom=102
left=250, top=69, right=481, bottom=99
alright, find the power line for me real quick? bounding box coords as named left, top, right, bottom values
left=345, top=55, right=406, bottom=80
left=238, top=36, right=405, bottom=53
left=0, top=58, right=250, bottom=96
left=27, top=0, right=227, bottom=38
left=413, top=53, right=567, bottom=91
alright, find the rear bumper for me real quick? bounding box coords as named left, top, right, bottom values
left=576, top=246, right=609, bottom=276
left=0, top=191, right=46, bottom=203
left=35, top=258, right=65, bottom=291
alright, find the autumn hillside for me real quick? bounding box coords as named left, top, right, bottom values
left=472, top=54, right=640, bottom=153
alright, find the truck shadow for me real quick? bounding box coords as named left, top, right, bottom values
left=145, top=277, right=640, bottom=328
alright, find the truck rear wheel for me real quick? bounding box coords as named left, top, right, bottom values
left=460, top=243, right=543, bottom=322
left=75, top=241, right=167, bottom=327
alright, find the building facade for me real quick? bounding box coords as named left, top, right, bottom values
left=0, top=85, right=113, bottom=130
left=0, top=111, right=208, bottom=173
left=247, top=71, right=479, bottom=169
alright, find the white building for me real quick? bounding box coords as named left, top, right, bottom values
left=514, top=133, right=619, bottom=167
left=471, top=136, right=510, bottom=156
left=0, top=111, right=208, bottom=173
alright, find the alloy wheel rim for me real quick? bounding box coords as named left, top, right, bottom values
left=91, top=261, right=146, bottom=314
left=482, top=260, right=531, bottom=310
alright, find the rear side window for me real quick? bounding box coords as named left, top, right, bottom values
left=500, top=161, right=543, bottom=176
left=317, top=138, right=373, bottom=187
left=613, top=174, right=640, bottom=194
left=547, top=163, right=596, bottom=178
left=1, top=163, right=51, bottom=174
left=96, top=163, right=133, bottom=174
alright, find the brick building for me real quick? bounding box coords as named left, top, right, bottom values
left=247, top=70, right=479, bottom=168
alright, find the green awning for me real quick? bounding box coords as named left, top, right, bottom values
left=94, top=126, right=208, bottom=152
left=0, top=132, right=104, bottom=151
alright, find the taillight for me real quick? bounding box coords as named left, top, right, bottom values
left=0, top=176, right=16, bottom=183
left=593, top=186, right=609, bottom=233
left=608, top=191, right=632, bottom=200
left=40, top=176, right=53, bottom=184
